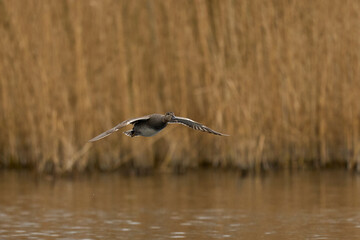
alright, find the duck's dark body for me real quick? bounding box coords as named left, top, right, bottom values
left=125, top=115, right=168, bottom=137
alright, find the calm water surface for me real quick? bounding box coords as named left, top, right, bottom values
left=0, top=170, right=360, bottom=239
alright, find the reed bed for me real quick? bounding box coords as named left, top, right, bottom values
left=0, top=0, right=359, bottom=173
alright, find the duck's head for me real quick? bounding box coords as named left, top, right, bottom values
left=164, top=112, right=175, bottom=122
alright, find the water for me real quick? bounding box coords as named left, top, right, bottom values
left=0, top=170, right=360, bottom=239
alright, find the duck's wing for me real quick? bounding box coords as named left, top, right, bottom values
left=169, top=116, right=229, bottom=136
left=88, top=115, right=151, bottom=142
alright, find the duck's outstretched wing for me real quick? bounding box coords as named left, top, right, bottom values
left=88, top=115, right=151, bottom=142
left=169, top=116, right=229, bottom=136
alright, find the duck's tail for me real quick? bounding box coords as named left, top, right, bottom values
left=123, top=130, right=136, bottom=137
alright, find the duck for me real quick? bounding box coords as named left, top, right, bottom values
left=89, top=112, right=228, bottom=142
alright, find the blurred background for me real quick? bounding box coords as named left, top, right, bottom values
left=1, top=1, right=360, bottom=239
left=0, top=0, right=359, bottom=173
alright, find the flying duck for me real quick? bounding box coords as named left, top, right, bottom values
left=89, top=112, right=228, bottom=142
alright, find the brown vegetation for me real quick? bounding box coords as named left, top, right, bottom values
left=0, top=0, right=359, bottom=173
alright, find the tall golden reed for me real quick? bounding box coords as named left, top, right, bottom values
left=0, top=0, right=359, bottom=173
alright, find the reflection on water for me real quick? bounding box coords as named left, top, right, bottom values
left=0, top=170, right=360, bottom=239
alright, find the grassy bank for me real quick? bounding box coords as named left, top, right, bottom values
left=0, top=0, right=359, bottom=173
